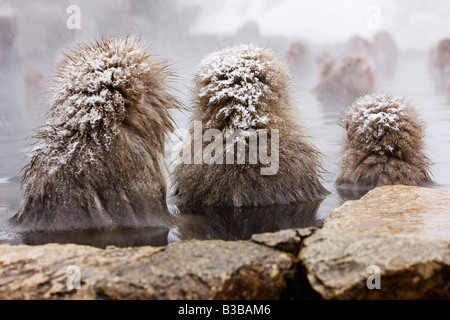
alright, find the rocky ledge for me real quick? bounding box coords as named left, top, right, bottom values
left=300, top=185, right=450, bottom=299
left=1, top=185, right=449, bottom=300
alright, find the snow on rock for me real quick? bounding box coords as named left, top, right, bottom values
left=197, top=44, right=277, bottom=131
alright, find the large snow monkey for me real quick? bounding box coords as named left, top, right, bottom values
left=172, top=44, right=328, bottom=207
left=13, top=36, right=181, bottom=231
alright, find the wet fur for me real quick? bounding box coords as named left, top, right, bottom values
left=172, top=45, right=328, bottom=207
left=12, top=36, right=180, bottom=231
left=336, top=94, right=433, bottom=192
left=174, top=201, right=323, bottom=241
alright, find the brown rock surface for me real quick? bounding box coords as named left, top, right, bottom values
left=2, top=185, right=450, bottom=300
left=0, top=240, right=293, bottom=300
left=300, top=185, right=450, bottom=299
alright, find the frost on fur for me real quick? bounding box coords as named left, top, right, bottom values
left=33, top=37, right=154, bottom=178
left=13, top=36, right=180, bottom=231
left=349, top=94, right=408, bottom=152
left=173, top=44, right=329, bottom=207
left=196, top=44, right=285, bottom=131
left=337, top=93, right=433, bottom=192
left=198, top=45, right=274, bottom=130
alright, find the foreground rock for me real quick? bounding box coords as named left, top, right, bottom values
left=1, top=185, right=450, bottom=300
left=0, top=240, right=293, bottom=300
left=300, top=185, right=450, bottom=299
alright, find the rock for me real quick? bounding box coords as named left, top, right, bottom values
left=3, top=185, right=449, bottom=300
left=300, top=185, right=450, bottom=299
left=251, top=228, right=317, bottom=254
left=0, top=240, right=293, bottom=300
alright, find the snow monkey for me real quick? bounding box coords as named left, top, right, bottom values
left=12, top=36, right=181, bottom=231
left=432, top=38, right=450, bottom=73
left=371, top=31, right=399, bottom=78
left=431, top=38, right=450, bottom=95
left=172, top=44, right=328, bottom=207
left=315, top=53, right=375, bottom=105
left=336, top=94, right=433, bottom=193
left=346, top=35, right=371, bottom=56
left=286, top=41, right=315, bottom=82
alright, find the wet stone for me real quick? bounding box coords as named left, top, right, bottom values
left=0, top=240, right=294, bottom=300
left=300, top=185, right=450, bottom=300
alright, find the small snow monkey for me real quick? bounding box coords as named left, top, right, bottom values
left=286, top=41, right=315, bottom=82
left=172, top=44, right=328, bottom=207
left=12, top=36, right=181, bottom=231
left=336, top=94, right=433, bottom=192
left=371, top=31, right=399, bottom=78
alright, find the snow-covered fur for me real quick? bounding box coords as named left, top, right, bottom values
left=172, top=44, right=328, bottom=207
left=12, top=36, right=180, bottom=231
left=336, top=94, right=433, bottom=191
left=315, top=53, right=375, bottom=104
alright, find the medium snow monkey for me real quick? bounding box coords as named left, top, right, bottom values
left=315, top=53, right=375, bottom=105
left=172, top=44, right=328, bottom=207
left=13, top=36, right=181, bottom=231
left=336, top=94, right=433, bottom=193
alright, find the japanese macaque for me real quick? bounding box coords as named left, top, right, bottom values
left=431, top=38, right=450, bottom=94
left=371, top=31, right=399, bottom=78
left=315, top=53, right=376, bottom=105
left=346, top=36, right=371, bottom=56
left=12, top=36, right=181, bottom=231
left=315, top=51, right=332, bottom=68
left=287, top=41, right=315, bottom=83
left=432, top=38, right=450, bottom=71
left=172, top=44, right=328, bottom=207
left=336, top=94, right=433, bottom=194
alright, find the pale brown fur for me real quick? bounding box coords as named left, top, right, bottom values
left=12, top=36, right=181, bottom=231
left=287, top=41, right=314, bottom=78
left=371, top=31, right=398, bottom=78
left=315, top=53, right=375, bottom=104
left=431, top=39, right=450, bottom=94
left=172, top=44, right=328, bottom=207
left=336, top=94, right=433, bottom=192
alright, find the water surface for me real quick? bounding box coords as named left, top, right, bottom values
left=1, top=47, right=449, bottom=248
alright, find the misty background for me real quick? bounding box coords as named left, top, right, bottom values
left=2, top=0, right=450, bottom=76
